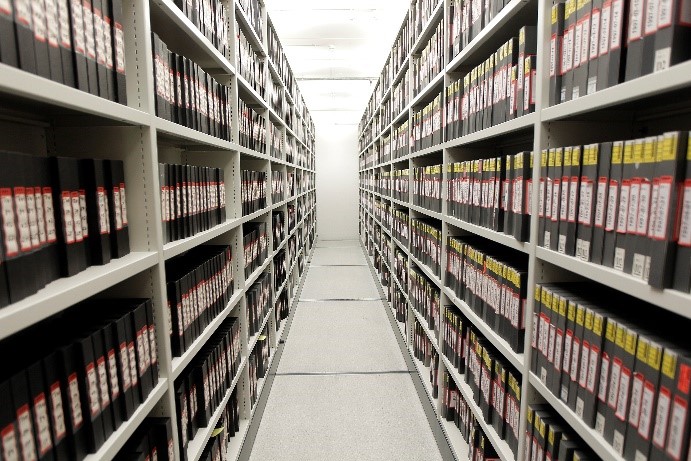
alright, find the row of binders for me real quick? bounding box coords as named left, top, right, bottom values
left=448, top=0, right=512, bottom=58
left=116, top=418, right=174, bottom=461
left=537, top=131, right=691, bottom=291
left=442, top=306, right=524, bottom=457
left=549, top=0, right=691, bottom=105
left=532, top=282, right=691, bottom=461
left=274, top=250, right=287, bottom=292
left=236, top=25, right=265, bottom=99
left=151, top=33, right=234, bottom=142
left=165, top=245, right=235, bottom=358
left=0, top=297, right=158, bottom=460
left=241, top=170, right=267, bottom=216
left=174, top=317, right=241, bottom=459
left=238, top=99, right=267, bottom=154
left=246, top=273, right=272, bottom=342
left=271, top=171, right=286, bottom=204
left=413, top=20, right=444, bottom=97
left=0, top=0, right=127, bottom=102
left=446, top=236, right=528, bottom=354
left=410, top=219, right=443, bottom=278
left=243, top=222, right=268, bottom=279
left=448, top=151, right=533, bottom=242
left=409, top=266, right=441, bottom=336
left=411, top=94, right=443, bottom=152
left=173, top=0, right=229, bottom=57
left=0, top=154, right=130, bottom=306
left=445, top=27, right=537, bottom=142
left=272, top=211, right=285, bottom=250
left=525, top=404, right=602, bottom=461
left=412, top=165, right=442, bottom=212
left=158, top=163, right=227, bottom=245
left=248, top=326, right=270, bottom=409
left=275, top=286, right=289, bottom=329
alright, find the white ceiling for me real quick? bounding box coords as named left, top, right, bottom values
left=265, top=0, right=409, bottom=124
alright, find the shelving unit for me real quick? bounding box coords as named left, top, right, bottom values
left=358, top=0, right=691, bottom=460
left=0, top=0, right=316, bottom=460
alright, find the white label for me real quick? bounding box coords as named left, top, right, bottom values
left=638, top=381, right=655, bottom=439
left=115, top=24, right=125, bottom=73
left=629, top=0, right=644, bottom=40
left=33, top=189, right=45, bottom=245
left=61, top=193, right=75, bottom=244
left=600, top=2, right=612, bottom=55
left=587, top=346, right=599, bottom=391
left=653, top=387, right=671, bottom=448
left=615, top=368, right=631, bottom=420
left=655, top=47, right=672, bottom=72
left=71, top=193, right=83, bottom=242
left=590, top=10, right=601, bottom=59
left=629, top=374, right=645, bottom=427
left=97, top=358, right=109, bottom=409
left=666, top=395, right=687, bottom=459
left=645, top=0, right=659, bottom=34
left=599, top=353, right=611, bottom=401
left=128, top=343, right=138, bottom=387
left=86, top=363, right=100, bottom=417
left=49, top=383, right=66, bottom=440
left=67, top=374, right=83, bottom=428
left=119, top=344, right=131, bottom=390
left=628, top=181, right=641, bottom=233
left=14, top=188, right=31, bottom=252
left=1, top=424, right=19, bottom=461
left=107, top=350, right=120, bottom=399
left=612, top=0, right=627, bottom=47
left=119, top=184, right=128, bottom=226
left=609, top=359, right=622, bottom=408
left=79, top=192, right=88, bottom=238
left=32, top=395, right=51, bottom=456
left=16, top=405, right=37, bottom=461
left=82, top=1, right=95, bottom=59
left=617, top=182, right=630, bottom=232
left=637, top=181, right=651, bottom=234
left=43, top=189, right=56, bottom=243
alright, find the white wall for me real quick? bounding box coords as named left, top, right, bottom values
left=314, top=113, right=359, bottom=240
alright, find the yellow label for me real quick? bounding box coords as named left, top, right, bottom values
left=535, top=284, right=542, bottom=301
left=552, top=293, right=560, bottom=312
left=576, top=305, right=585, bottom=326
left=564, top=147, right=573, bottom=167
left=637, top=338, right=649, bottom=362
left=643, top=137, right=656, bottom=163
left=647, top=342, right=662, bottom=370
left=552, top=4, right=559, bottom=24
left=572, top=146, right=581, bottom=166
left=612, top=141, right=624, bottom=164
left=515, top=153, right=524, bottom=169
left=548, top=427, right=555, bottom=445
left=567, top=301, right=576, bottom=321
left=625, top=330, right=637, bottom=355
left=606, top=321, right=616, bottom=342
left=593, top=314, right=603, bottom=336
left=559, top=298, right=567, bottom=315
left=520, top=27, right=526, bottom=45
left=585, top=309, right=594, bottom=330
left=661, top=350, right=678, bottom=379
left=211, top=427, right=225, bottom=438
left=555, top=148, right=563, bottom=167
left=541, top=149, right=549, bottom=167
left=659, top=132, right=677, bottom=162
left=542, top=286, right=551, bottom=306
left=527, top=406, right=534, bottom=424
left=615, top=324, right=626, bottom=347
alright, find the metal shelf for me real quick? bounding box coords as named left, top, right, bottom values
left=150, top=0, right=236, bottom=75
left=529, top=374, right=626, bottom=461
left=83, top=381, right=168, bottom=461
left=185, top=357, right=247, bottom=461
left=234, top=2, right=267, bottom=58
left=443, top=287, right=525, bottom=371
left=535, top=247, right=691, bottom=319
left=446, top=216, right=530, bottom=254
left=0, top=252, right=158, bottom=341
left=0, top=63, right=151, bottom=126
left=171, top=290, right=244, bottom=379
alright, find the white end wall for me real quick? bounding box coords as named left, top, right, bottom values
left=314, top=115, right=359, bottom=241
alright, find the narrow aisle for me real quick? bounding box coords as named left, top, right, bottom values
left=242, top=239, right=448, bottom=461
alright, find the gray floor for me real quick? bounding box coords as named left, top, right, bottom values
left=246, top=239, right=445, bottom=461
